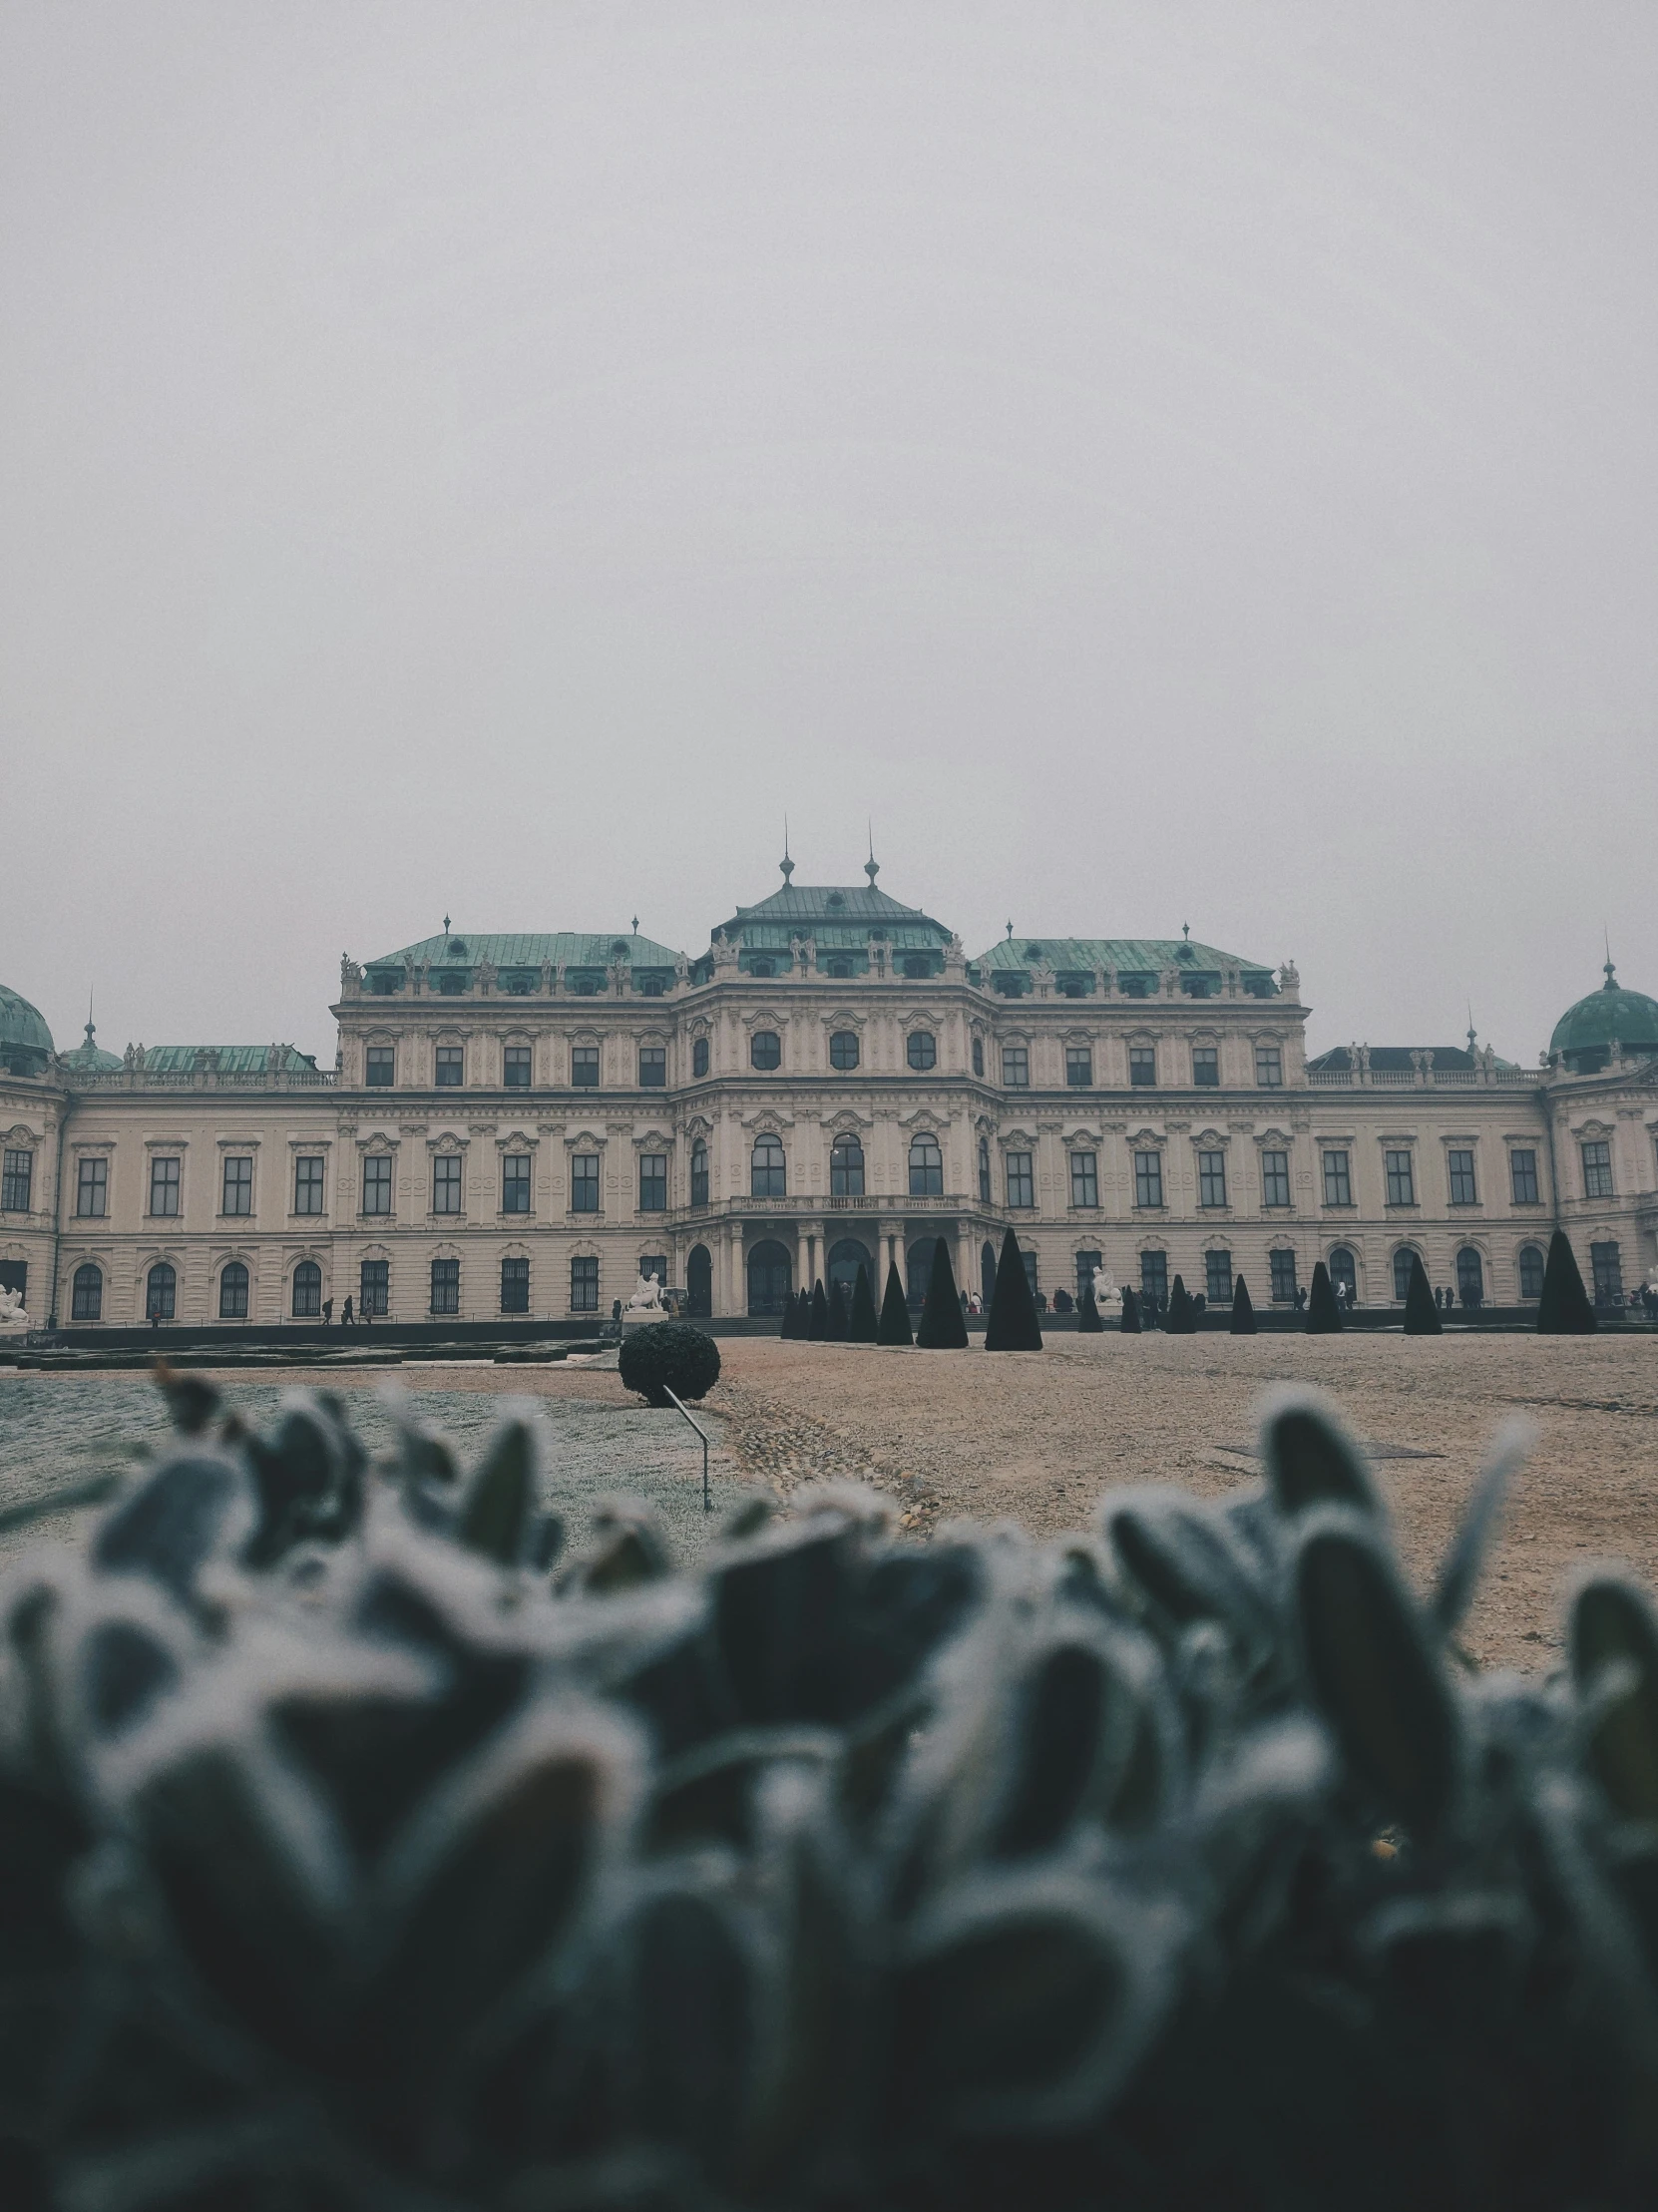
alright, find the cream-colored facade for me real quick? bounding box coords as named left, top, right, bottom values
left=3, top=872, right=1656, bottom=1328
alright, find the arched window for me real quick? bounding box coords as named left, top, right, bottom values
left=1455, top=1247, right=1484, bottom=1308
left=829, top=1030, right=860, bottom=1071
left=830, top=1133, right=865, bottom=1196
left=219, top=1261, right=249, bottom=1319
left=71, top=1263, right=102, bottom=1321
left=686, top=1244, right=712, bottom=1317
left=979, top=1136, right=992, bottom=1203
left=749, top=958, right=775, bottom=979
left=689, top=1139, right=709, bottom=1208
left=746, top=1239, right=791, bottom=1315
left=1392, top=1246, right=1418, bottom=1301
left=750, top=1030, right=781, bottom=1072
left=972, top=1036, right=985, bottom=1078
left=146, top=1261, right=176, bottom=1321
left=292, top=1260, right=322, bottom=1318
left=826, top=957, right=852, bottom=979
left=828, top=1238, right=872, bottom=1292
left=1518, top=1243, right=1545, bottom=1300
left=692, top=1036, right=710, bottom=1079
left=751, top=1133, right=786, bottom=1197
left=1328, top=1246, right=1357, bottom=1303
left=906, top=1030, right=937, bottom=1072
left=909, top=1132, right=944, bottom=1195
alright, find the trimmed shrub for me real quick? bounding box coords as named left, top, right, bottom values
left=1120, top=1283, right=1142, bottom=1333
left=1230, top=1273, right=1257, bottom=1334
left=877, top=1261, right=914, bottom=1347
left=917, top=1237, right=969, bottom=1350
left=1165, top=1273, right=1197, bottom=1334
left=617, top=1319, right=721, bottom=1406
left=1404, top=1250, right=1442, bottom=1335
left=779, top=1288, right=798, bottom=1340
left=827, top=1280, right=851, bottom=1340
left=808, top=1279, right=829, bottom=1340
left=1306, top=1258, right=1342, bottom=1334
left=848, top=1262, right=879, bottom=1343
left=1538, top=1229, right=1597, bottom=1334
left=1077, top=1282, right=1104, bottom=1333
left=985, top=1225, right=1043, bottom=1351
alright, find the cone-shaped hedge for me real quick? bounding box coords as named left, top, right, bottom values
left=848, top=1263, right=879, bottom=1343
left=779, top=1290, right=798, bottom=1340
left=808, top=1280, right=829, bottom=1340
left=827, top=1280, right=850, bottom=1341
left=1538, top=1229, right=1597, bottom=1334
left=917, top=1238, right=970, bottom=1349
left=1120, top=1284, right=1142, bottom=1334
left=984, top=1225, right=1043, bottom=1352
left=1307, top=1259, right=1343, bottom=1334
left=1076, top=1282, right=1104, bottom=1333
left=795, top=1288, right=812, bottom=1339
left=1165, top=1274, right=1197, bottom=1335
left=1404, top=1251, right=1442, bottom=1336
left=1230, top=1274, right=1257, bottom=1335
left=876, top=1261, right=914, bottom=1347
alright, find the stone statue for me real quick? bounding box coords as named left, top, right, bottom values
left=1088, top=1262, right=1119, bottom=1311
left=476, top=957, right=497, bottom=996
left=339, top=954, right=362, bottom=994
left=625, top=1271, right=666, bottom=1314
left=0, top=1285, right=31, bottom=1332
left=674, top=952, right=689, bottom=985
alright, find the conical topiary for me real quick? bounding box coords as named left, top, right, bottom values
left=917, top=1239, right=969, bottom=1350
left=1230, top=1274, right=1256, bottom=1334
left=1165, top=1274, right=1197, bottom=1335
left=848, top=1263, right=879, bottom=1343
left=1538, top=1229, right=1597, bottom=1335
left=808, top=1280, right=829, bottom=1340
left=876, top=1261, right=914, bottom=1347
left=1404, top=1250, right=1441, bottom=1336
left=1307, top=1260, right=1342, bottom=1334
left=1120, top=1284, right=1142, bottom=1334
left=827, top=1280, right=850, bottom=1341
left=984, top=1226, right=1043, bottom=1352
left=779, top=1289, right=798, bottom=1340
left=1076, top=1282, right=1104, bottom=1333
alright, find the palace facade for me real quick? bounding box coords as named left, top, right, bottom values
left=4, top=862, right=1657, bottom=1328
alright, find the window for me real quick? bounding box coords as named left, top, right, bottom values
left=429, top=1258, right=459, bottom=1316
left=1322, top=1150, right=1352, bottom=1207
left=1393, top=1247, right=1418, bottom=1301
left=1255, top=1045, right=1283, bottom=1088
left=1140, top=1250, right=1167, bottom=1304
left=638, top=1047, right=666, bottom=1089
left=1129, top=1047, right=1156, bottom=1088
left=1581, top=1139, right=1614, bottom=1198
left=972, top=1037, right=985, bottom=1078
left=150, top=1156, right=181, bottom=1217
left=366, top=1046, right=395, bottom=1088
left=829, top=1030, right=860, bottom=1072
left=690, top=1139, right=709, bottom=1208
left=71, top=1263, right=103, bottom=1321
left=573, top=1047, right=600, bottom=1088
left=435, top=1046, right=464, bottom=1087
left=1065, top=1047, right=1093, bottom=1088
left=1510, top=1149, right=1540, bottom=1205
left=830, top=1133, right=865, bottom=1197
left=505, top=1045, right=532, bottom=1089
left=1070, top=1151, right=1098, bottom=1207
left=293, top=1156, right=325, bottom=1216
left=1385, top=1150, right=1416, bottom=1207
left=433, top=1154, right=463, bottom=1214
left=1329, top=1246, right=1357, bottom=1302
left=1256, top=1149, right=1289, bottom=1208
left=825, top=958, right=852, bottom=979
left=1591, top=1241, right=1622, bottom=1305
left=1205, top=1249, right=1233, bottom=1304
left=1003, top=1046, right=1030, bottom=1088
left=1006, top=1150, right=1035, bottom=1208
left=692, top=1036, right=710, bottom=1079
left=360, top=1258, right=388, bottom=1317
left=907, top=1031, right=938, bottom=1072
left=1269, top=1249, right=1298, bottom=1303
left=222, top=1156, right=253, bottom=1216
left=1456, top=1247, right=1484, bottom=1305
left=571, top=1255, right=600, bottom=1312
left=219, top=1261, right=249, bottom=1319
left=1448, top=1149, right=1477, bottom=1206
left=572, top=1153, right=600, bottom=1212
left=1134, top=1150, right=1164, bottom=1208
left=909, top=1132, right=944, bottom=1196
left=749, top=958, right=775, bottom=979
left=76, top=1157, right=108, bottom=1217
left=1192, top=1047, right=1219, bottom=1089
left=1075, top=1249, right=1102, bottom=1300
left=1198, top=1150, right=1228, bottom=1207
left=750, top=1030, right=782, bottom=1072
left=1518, top=1243, right=1545, bottom=1300
left=1022, top=1250, right=1039, bottom=1301
left=638, top=1253, right=668, bottom=1295
left=979, top=1135, right=992, bottom=1204
left=751, top=1133, right=786, bottom=1196
left=638, top=1152, right=667, bottom=1211
left=292, top=1261, right=322, bottom=1318
left=903, top=955, right=931, bottom=980
left=146, top=1260, right=176, bottom=1321
left=1, top=1150, right=33, bottom=1211
left=362, top=1154, right=393, bottom=1214
left=501, top=1256, right=530, bottom=1314
left=503, top=1154, right=532, bottom=1214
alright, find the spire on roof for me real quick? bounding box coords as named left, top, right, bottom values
left=631, top=916, right=638, bottom=935
left=864, top=821, right=878, bottom=885
left=443, top=914, right=451, bottom=936
left=1466, top=1001, right=1477, bottom=1053
left=1182, top=921, right=1190, bottom=941
left=780, top=816, right=794, bottom=883
left=1006, top=919, right=1014, bottom=940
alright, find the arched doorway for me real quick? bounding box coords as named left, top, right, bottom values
left=746, top=1238, right=792, bottom=1316
left=828, top=1237, right=872, bottom=1295
left=981, top=1241, right=997, bottom=1308
left=686, top=1244, right=712, bottom=1318
left=146, top=1261, right=176, bottom=1321
left=1456, top=1246, right=1484, bottom=1309
left=1328, top=1246, right=1357, bottom=1304
left=907, top=1236, right=944, bottom=1311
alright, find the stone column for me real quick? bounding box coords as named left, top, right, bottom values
left=727, top=1221, right=745, bottom=1317
left=796, top=1222, right=812, bottom=1291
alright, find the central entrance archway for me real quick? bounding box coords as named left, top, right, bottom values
left=907, top=1236, right=945, bottom=1311
left=828, top=1237, right=873, bottom=1296
left=746, top=1238, right=792, bottom=1317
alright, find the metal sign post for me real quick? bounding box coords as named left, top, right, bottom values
left=661, top=1386, right=712, bottom=1513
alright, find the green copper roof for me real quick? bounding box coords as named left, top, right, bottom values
left=368, top=931, right=683, bottom=973
left=0, top=983, right=54, bottom=1056
left=713, top=880, right=953, bottom=942
left=63, top=1021, right=122, bottom=1073
left=1549, top=963, right=1658, bottom=1067
left=973, top=935, right=1276, bottom=979
left=142, top=1046, right=318, bottom=1075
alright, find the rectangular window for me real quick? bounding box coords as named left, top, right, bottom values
left=1581, top=1139, right=1613, bottom=1198
left=572, top=1047, right=600, bottom=1088
left=504, top=1045, right=532, bottom=1089
left=1255, top=1045, right=1283, bottom=1088
left=432, top=1153, right=463, bottom=1215
left=361, top=1153, right=393, bottom=1214
left=1, top=1149, right=33, bottom=1212
left=1269, top=1249, right=1298, bottom=1302
left=430, top=1257, right=460, bottom=1315
left=572, top=1153, right=600, bottom=1212
left=1192, top=1047, right=1219, bottom=1088
left=1129, top=1047, right=1156, bottom=1088
left=293, top=1156, right=325, bottom=1215
left=503, top=1154, right=532, bottom=1214
left=1385, top=1149, right=1416, bottom=1206
left=365, top=1046, right=394, bottom=1088
left=1205, top=1248, right=1233, bottom=1303
left=149, top=1156, right=181, bottom=1217
left=435, top=1046, right=464, bottom=1087
left=1198, top=1150, right=1227, bottom=1207
left=1448, top=1148, right=1477, bottom=1205
left=1065, top=1047, right=1092, bottom=1088
left=360, top=1258, right=389, bottom=1316
left=1261, top=1149, right=1291, bottom=1208
left=638, top=1152, right=667, bottom=1211
left=1509, top=1148, right=1540, bottom=1205
left=1139, top=1249, right=1167, bottom=1304
left=1590, top=1240, right=1622, bottom=1304
left=639, top=1253, right=668, bottom=1297
left=222, top=1156, right=253, bottom=1216
left=638, top=1047, right=666, bottom=1089
left=690, top=1148, right=709, bottom=1207
left=76, top=1156, right=108, bottom=1217
left=1322, top=1150, right=1352, bottom=1207
left=501, top=1256, right=530, bottom=1314
left=1002, top=1046, right=1030, bottom=1088
left=1069, top=1150, right=1098, bottom=1207
left=1134, top=1149, right=1164, bottom=1208
left=1006, top=1150, right=1035, bottom=1207
left=571, top=1254, right=600, bottom=1312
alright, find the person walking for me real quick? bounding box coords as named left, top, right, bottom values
left=341, top=1294, right=353, bottom=1328
left=322, top=1297, right=334, bottom=1327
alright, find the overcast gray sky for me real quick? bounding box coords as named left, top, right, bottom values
left=5, top=3, right=1655, bottom=1066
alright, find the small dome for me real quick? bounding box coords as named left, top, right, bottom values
left=0, top=984, right=54, bottom=1075
left=1549, top=961, right=1658, bottom=1074
left=63, top=1019, right=122, bottom=1075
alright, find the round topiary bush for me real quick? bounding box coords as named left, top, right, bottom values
left=617, top=1319, right=721, bottom=1405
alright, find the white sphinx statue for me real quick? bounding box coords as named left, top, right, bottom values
left=624, top=1271, right=667, bottom=1315
left=0, top=1285, right=32, bottom=1333
left=1088, top=1263, right=1120, bottom=1311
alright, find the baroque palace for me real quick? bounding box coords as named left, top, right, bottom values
left=3, top=859, right=1657, bottom=1329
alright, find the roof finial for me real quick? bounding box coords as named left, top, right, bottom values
left=865, top=819, right=878, bottom=885
left=1006, top=918, right=1014, bottom=940
left=443, top=914, right=451, bottom=937
left=780, top=816, right=793, bottom=883
left=1182, top=921, right=1190, bottom=942
left=85, top=984, right=97, bottom=1053
left=631, top=916, right=638, bottom=935
left=1604, top=926, right=1617, bottom=990
left=1466, top=1000, right=1477, bottom=1054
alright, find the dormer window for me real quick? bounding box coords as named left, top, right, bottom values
left=448, top=940, right=468, bottom=959
left=827, top=893, right=845, bottom=910
left=902, top=955, right=930, bottom=979
left=749, top=958, right=775, bottom=978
